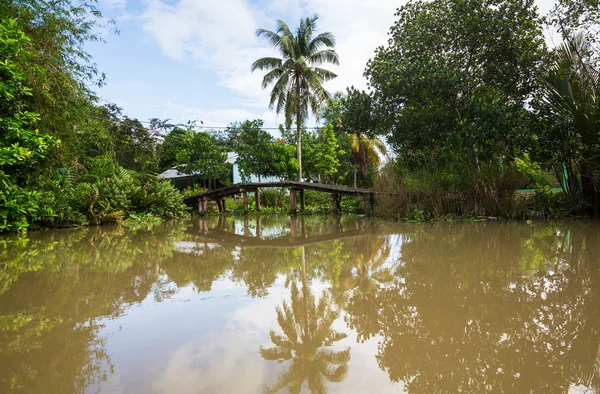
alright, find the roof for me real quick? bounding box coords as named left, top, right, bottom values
left=158, top=152, right=238, bottom=179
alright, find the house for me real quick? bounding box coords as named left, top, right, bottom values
left=159, top=152, right=278, bottom=190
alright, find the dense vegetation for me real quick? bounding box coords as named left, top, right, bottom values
left=1, top=0, right=600, bottom=232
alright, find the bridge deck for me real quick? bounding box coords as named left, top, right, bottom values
left=184, top=181, right=374, bottom=203
left=183, top=181, right=375, bottom=215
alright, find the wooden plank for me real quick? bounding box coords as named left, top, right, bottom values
left=183, top=181, right=377, bottom=206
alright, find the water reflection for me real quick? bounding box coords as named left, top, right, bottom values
left=260, top=280, right=350, bottom=393
left=0, top=218, right=598, bottom=393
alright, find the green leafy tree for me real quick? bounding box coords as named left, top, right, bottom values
left=270, top=140, right=299, bottom=180
left=176, top=131, right=229, bottom=183
left=550, top=0, right=600, bottom=58
left=252, top=15, right=339, bottom=181
left=0, top=0, right=112, bottom=163
left=0, top=19, right=59, bottom=232
left=365, top=0, right=546, bottom=169
left=98, top=104, right=159, bottom=173
left=235, top=119, right=275, bottom=182
left=340, top=88, right=387, bottom=187
left=315, top=123, right=342, bottom=182
left=158, top=127, right=193, bottom=171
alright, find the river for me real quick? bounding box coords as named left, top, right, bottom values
left=0, top=216, right=599, bottom=393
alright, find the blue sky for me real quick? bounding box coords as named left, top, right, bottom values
left=90, top=0, right=559, bottom=131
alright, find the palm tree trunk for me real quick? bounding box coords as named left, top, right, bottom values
left=296, top=78, right=302, bottom=182
left=353, top=167, right=357, bottom=188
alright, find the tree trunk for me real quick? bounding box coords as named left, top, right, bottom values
left=354, top=167, right=357, bottom=188
left=296, top=78, right=302, bottom=182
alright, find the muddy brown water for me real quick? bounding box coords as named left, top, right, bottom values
left=0, top=216, right=599, bottom=394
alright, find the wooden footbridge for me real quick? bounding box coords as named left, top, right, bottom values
left=183, top=181, right=375, bottom=215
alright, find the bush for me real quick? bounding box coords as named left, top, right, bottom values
left=373, top=160, right=552, bottom=220
left=260, top=188, right=287, bottom=207
left=0, top=171, right=45, bottom=232
left=515, top=154, right=555, bottom=190
left=1, top=157, right=188, bottom=232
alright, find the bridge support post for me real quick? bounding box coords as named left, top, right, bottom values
left=332, top=194, right=341, bottom=215
left=359, top=195, right=367, bottom=214
left=221, top=198, right=227, bottom=213
left=331, top=194, right=337, bottom=214
left=255, top=189, right=261, bottom=213
left=217, top=199, right=223, bottom=213
left=300, top=190, right=305, bottom=211
left=369, top=193, right=376, bottom=211
left=290, top=189, right=298, bottom=215
left=243, top=191, right=249, bottom=214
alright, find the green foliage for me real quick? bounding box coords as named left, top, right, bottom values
left=515, top=154, right=554, bottom=189
left=235, top=119, right=275, bottom=181
left=0, top=19, right=59, bottom=175
left=158, top=126, right=192, bottom=171
left=534, top=34, right=600, bottom=212
left=366, top=0, right=545, bottom=167
left=176, top=131, right=229, bottom=180
left=270, top=140, right=299, bottom=180
left=0, top=171, right=44, bottom=232
left=314, top=123, right=342, bottom=178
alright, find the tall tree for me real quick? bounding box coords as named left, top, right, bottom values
left=537, top=35, right=600, bottom=212
left=315, top=124, right=342, bottom=182
left=340, top=87, right=387, bottom=187
left=366, top=0, right=546, bottom=169
left=176, top=131, right=228, bottom=185
left=550, top=0, right=600, bottom=59
left=235, top=119, right=275, bottom=182
left=252, top=15, right=339, bottom=181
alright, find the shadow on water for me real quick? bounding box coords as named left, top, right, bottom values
left=0, top=217, right=599, bottom=393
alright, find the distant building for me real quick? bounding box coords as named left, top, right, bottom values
left=159, top=152, right=278, bottom=190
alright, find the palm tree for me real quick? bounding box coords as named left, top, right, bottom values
left=260, top=281, right=350, bottom=393
left=252, top=15, right=339, bottom=182
left=542, top=34, right=600, bottom=212
left=348, top=133, right=387, bottom=188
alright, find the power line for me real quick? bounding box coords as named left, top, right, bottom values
left=134, top=119, right=325, bottom=131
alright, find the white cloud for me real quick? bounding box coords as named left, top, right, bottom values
left=164, top=98, right=283, bottom=132
left=141, top=0, right=560, bottom=126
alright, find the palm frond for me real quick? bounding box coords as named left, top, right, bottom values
left=255, top=29, right=287, bottom=56
left=261, top=66, right=286, bottom=89
left=309, top=49, right=340, bottom=66
left=307, top=32, right=336, bottom=54
left=313, top=66, right=338, bottom=81
left=316, top=347, right=351, bottom=365
left=251, top=57, right=283, bottom=72
left=320, top=363, right=348, bottom=383
left=260, top=345, right=293, bottom=361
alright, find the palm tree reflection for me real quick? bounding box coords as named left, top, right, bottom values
left=260, top=280, right=350, bottom=393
